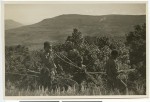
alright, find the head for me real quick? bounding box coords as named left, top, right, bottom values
left=73, top=28, right=78, bottom=33
left=111, top=50, right=119, bottom=59
left=44, top=41, right=52, bottom=53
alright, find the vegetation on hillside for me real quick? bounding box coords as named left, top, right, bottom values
left=5, top=23, right=146, bottom=96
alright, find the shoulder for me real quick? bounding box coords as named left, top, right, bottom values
left=106, top=58, right=115, bottom=66
left=41, top=68, right=50, bottom=72
left=82, top=64, right=86, bottom=68
left=106, top=58, right=113, bottom=63
left=69, top=49, right=79, bottom=56
left=40, top=51, right=45, bottom=57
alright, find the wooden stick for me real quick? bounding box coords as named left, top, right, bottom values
left=54, top=52, right=82, bottom=70
left=27, top=69, right=40, bottom=74
left=5, top=72, right=39, bottom=77
left=118, top=69, right=135, bottom=73
left=87, top=72, right=106, bottom=74
left=87, top=69, right=135, bottom=75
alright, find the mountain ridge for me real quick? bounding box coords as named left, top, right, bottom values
left=5, top=14, right=146, bottom=50
left=5, top=19, right=24, bottom=30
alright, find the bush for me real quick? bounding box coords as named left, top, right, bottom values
left=5, top=28, right=146, bottom=95
left=126, top=23, right=146, bottom=79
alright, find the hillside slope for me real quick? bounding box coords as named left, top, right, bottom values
left=5, top=19, right=24, bottom=30
left=5, top=14, right=146, bottom=50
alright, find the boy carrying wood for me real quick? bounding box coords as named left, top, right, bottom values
left=105, top=50, right=127, bottom=94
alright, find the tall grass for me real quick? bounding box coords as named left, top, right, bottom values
left=5, top=81, right=145, bottom=96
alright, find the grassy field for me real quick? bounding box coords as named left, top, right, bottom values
left=5, top=80, right=145, bottom=96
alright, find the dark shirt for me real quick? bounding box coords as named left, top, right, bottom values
left=105, top=58, right=118, bottom=79
left=41, top=51, right=56, bottom=71
left=40, top=67, right=50, bottom=77
left=40, top=67, right=50, bottom=84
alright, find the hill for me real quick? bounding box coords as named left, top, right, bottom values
left=5, top=14, right=146, bottom=50
left=5, top=19, right=24, bottom=30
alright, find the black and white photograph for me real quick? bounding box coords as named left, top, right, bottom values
left=4, top=1, right=147, bottom=96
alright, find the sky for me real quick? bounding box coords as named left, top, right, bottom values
left=4, top=3, right=146, bottom=25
